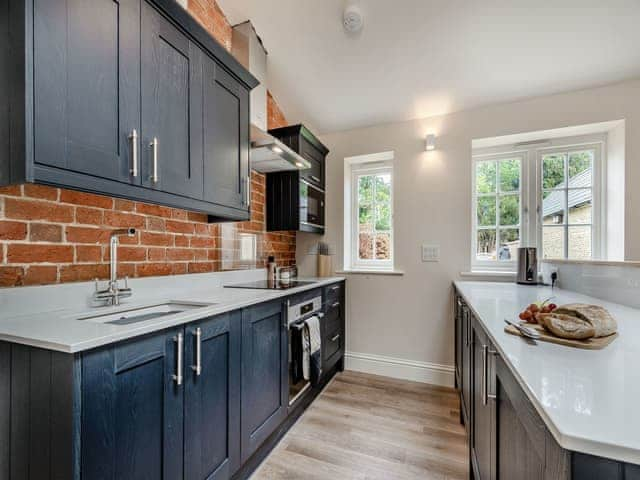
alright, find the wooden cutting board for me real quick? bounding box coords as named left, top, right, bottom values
left=504, top=322, right=618, bottom=350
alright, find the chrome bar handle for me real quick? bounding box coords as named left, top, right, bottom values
left=310, top=175, right=321, bottom=184
left=246, top=176, right=251, bottom=207
left=487, top=348, right=498, bottom=400
left=192, top=328, right=202, bottom=376
left=129, top=129, right=138, bottom=177
left=332, top=301, right=340, bottom=308
left=150, top=137, right=159, bottom=184
left=173, top=333, right=183, bottom=386
left=331, top=334, right=340, bottom=343
left=482, top=344, right=489, bottom=405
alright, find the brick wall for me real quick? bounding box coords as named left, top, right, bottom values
left=0, top=0, right=295, bottom=288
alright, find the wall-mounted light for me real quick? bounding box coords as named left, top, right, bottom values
left=270, top=145, right=283, bottom=154
left=425, top=134, right=436, bottom=151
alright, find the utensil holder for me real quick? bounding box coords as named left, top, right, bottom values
left=317, top=254, right=332, bottom=277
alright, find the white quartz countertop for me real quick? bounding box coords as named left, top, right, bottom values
left=455, top=281, right=640, bottom=465
left=0, top=277, right=343, bottom=354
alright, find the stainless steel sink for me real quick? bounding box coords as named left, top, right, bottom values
left=77, top=301, right=214, bottom=325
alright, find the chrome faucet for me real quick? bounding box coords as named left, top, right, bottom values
left=93, top=228, right=136, bottom=306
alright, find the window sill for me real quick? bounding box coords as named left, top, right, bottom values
left=460, top=271, right=517, bottom=280
left=336, top=269, right=405, bottom=276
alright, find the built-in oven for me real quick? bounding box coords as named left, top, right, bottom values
left=287, top=294, right=324, bottom=407
left=300, top=179, right=324, bottom=233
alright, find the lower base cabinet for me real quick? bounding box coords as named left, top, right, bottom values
left=184, top=312, right=242, bottom=480
left=240, top=300, right=288, bottom=463
left=82, top=327, right=185, bottom=480
left=454, top=286, right=639, bottom=480
left=0, top=281, right=346, bottom=480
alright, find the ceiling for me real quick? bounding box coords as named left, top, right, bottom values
left=218, top=0, right=640, bottom=134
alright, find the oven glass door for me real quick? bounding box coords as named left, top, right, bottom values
left=300, top=180, right=324, bottom=228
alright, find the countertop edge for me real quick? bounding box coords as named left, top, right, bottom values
left=453, top=280, right=640, bottom=465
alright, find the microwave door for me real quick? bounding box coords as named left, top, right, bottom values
left=300, top=180, right=323, bottom=226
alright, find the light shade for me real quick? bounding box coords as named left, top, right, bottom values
left=425, top=134, right=436, bottom=151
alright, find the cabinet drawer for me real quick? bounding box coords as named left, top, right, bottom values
left=323, top=305, right=340, bottom=335
left=324, top=283, right=343, bottom=305
left=323, top=328, right=341, bottom=361
left=300, top=141, right=324, bottom=187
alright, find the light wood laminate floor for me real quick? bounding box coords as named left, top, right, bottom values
left=251, top=371, right=469, bottom=480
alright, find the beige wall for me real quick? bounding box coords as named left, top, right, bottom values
left=296, top=78, right=640, bottom=385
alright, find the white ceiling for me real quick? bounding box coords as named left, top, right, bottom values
left=218, top=0, right=640, bottom=134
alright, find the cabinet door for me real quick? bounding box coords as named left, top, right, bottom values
left=455, top=295, right=463, bottom=387
left=461, top=305, right=472, bottom=427
left=241, top=300, right=287, bottom=462
left=33, top=0, right=140, bottom=183
left=141, top=1, right=203, bottom=198
left=300, top=140, right=325, bottom=188
left=185, top=312, right=241, bottom=480
left=202, top=55, right=250, bottom=211
left=81, top=328, right=184, bottom=480
left=472, top=324, right=496, bottom=480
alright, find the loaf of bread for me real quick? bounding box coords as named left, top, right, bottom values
left=541, top=313, right=596, bottom=340
left=552, top=304, right=617, bottom=337
left=536, top=304, right=617, bottom=340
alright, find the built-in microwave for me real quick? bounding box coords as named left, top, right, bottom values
left=299, top=179, right=324, bottom=233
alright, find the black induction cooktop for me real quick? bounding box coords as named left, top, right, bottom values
left=224, top=280, right=317, bottom=290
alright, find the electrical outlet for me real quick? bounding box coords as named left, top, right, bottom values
left=422, top=244, right=440, bottom=262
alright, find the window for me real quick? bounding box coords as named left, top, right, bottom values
left=540, top=148, right=596, bottom=260
left=472, top=137, right=603, bottom=271
left=344, top=152, right=394, bottom=271
left=474, top=155, right=523, bottom=268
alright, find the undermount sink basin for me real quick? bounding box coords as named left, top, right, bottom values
left=77, top=301, right=215, bottom=326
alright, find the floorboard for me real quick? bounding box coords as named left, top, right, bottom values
left=251, top=371, right=469, bottom=480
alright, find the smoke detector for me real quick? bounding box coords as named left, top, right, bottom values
left=343, top=1, right=364, bottom=33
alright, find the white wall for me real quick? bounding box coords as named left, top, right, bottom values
left=296, top=78, right=640, bottom=386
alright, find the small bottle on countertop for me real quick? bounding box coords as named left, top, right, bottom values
left=267, top=256, right=277, bottom=283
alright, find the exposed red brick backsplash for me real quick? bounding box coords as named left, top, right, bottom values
left=267, top=91, right=289, bottom=130
left=0, top=0, right=297, bottom=288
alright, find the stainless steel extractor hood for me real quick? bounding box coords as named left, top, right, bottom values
left=250, top=125, right=311, bottom=173
left=232, top=21, right=310, bottom=173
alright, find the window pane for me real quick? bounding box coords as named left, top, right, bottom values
left=358, top=175, right=373, bottom=204
left=543, top=226, right=565, bottom=259
left=477, top=196, right=496, bottom=227
left=477, top=230, right=496, bottom=260
left=568, top=189, right=592, bottom=225
left=542, top=190, right=566, bottom=225
left=498, top=228, right=519, bottom=261
left=375, top=233, right=391, bottom=260
left=375, top=202, right=391, bottom=231
left=542, top=154, right=566, bottom=189
left=499, top=158, right=520, bottom=192
left=499, top=194, right=519, bottom=226
left=375, top=174, right=391, bottom=203
left=476, top=161, right=497, bottom=194
left=358, top=232, right=374, bottom=260
left=569, top=151, right=593, bottom=187
left=568, top=225, right=592, bottom=260
left=359, top=205, right=373, bottom=232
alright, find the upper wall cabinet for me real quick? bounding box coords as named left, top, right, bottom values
left=1, top=0, right=258, bottom=222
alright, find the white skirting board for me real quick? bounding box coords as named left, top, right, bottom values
left=344, top=351, right=455, bottom=388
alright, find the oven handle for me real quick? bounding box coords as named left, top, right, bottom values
left=300, top=178, right=325, bottom=194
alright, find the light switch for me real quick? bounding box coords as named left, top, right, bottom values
left=422, top=244, right=440, bottom=262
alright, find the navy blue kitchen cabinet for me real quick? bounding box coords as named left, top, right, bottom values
left=202, top=54, right=251, bottom=212
left=184, top=312, right=242, bottom=480
left=240, top=300, right=288, bottom=463
left=81, top=327, right=184, bottom=480
left=2, top=0, right=258, bottom=221
left=140, top=1, right=204, bottom=199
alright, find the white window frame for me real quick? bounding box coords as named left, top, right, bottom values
left=471, top=151, right=527, bottom=273
left=536, top=142, right=604, bottom=261
left=343, top=151, right=395, bottom=272
left=471, top=134, right=606, bottom=272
